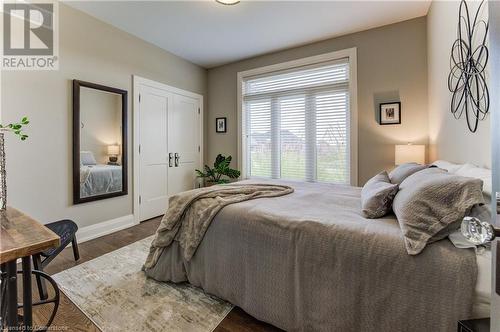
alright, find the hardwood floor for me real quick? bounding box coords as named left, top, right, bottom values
left=31, top=217, right=281, bottom=332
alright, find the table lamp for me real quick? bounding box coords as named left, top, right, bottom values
left=107, top=144, right=120, bottom=164
left=395, top=144, right=426, bottom=165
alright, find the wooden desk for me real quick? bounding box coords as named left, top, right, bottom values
left=0, top=207, right=60, bottom=330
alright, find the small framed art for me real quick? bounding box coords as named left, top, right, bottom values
left=379, top=102, right=401, bottom=125
left=216, top=117, right=227, bottom=133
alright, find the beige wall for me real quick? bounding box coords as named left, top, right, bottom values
left=1, top=4, right=207, bottom=228
left=80, top=87, right=122, bottom=165
left=207, top=17, right=428, bottom=185
left=427, top=1, right=490, bottom=167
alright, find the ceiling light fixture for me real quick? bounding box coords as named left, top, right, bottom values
left=216, top=0, right=240, bottom=5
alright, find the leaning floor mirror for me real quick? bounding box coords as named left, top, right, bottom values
left=72, top=79, right=128, bottom=204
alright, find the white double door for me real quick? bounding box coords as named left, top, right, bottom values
left=136, top=81, right=202, bottom=222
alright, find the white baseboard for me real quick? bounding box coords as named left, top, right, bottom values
left=77, top=214, right=135, bottom=243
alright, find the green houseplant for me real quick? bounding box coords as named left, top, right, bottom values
left=196, top=154, right=240, bottom=186
left=0, top=117, right=30, bottom=211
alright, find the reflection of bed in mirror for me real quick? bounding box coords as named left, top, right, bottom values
left=73, top=80, right=128, bottom=204
left=79, top=151, right=122, bottom=198
left=80, top=165, right=122, bottom=198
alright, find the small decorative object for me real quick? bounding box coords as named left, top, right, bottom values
left=0, top=117, right=30, bottom=212
left=448, top=0, right=489, bottom=133
left=107, top=144, right=120, bottom=165
left=461, top=216, right=498, bottom=245
left=379, top=102, right=401, bottom=125
left=216, top=117, right=227, bottom=133
left=195, top=154, right=240, bottom=186
left=461, top=215, right=500, bottom=296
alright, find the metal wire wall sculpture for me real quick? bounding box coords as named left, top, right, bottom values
left=448, top=0, right=489, bottom=133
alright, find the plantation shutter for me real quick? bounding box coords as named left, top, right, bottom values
left=242, top=59, right=350, bottom=183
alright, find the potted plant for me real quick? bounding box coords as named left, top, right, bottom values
left=196, top=154, right=240, bottom=186
left=0, top=117, right=30, bottom=212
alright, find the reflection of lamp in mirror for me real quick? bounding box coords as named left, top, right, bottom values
left=461, top=217, right=500, bottom=245
left=107, top=144, right=120, bottom=165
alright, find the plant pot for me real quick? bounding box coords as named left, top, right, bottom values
left=205, top=180, right=217, bottom=187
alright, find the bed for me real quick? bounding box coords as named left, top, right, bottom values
left=80, top=164, right=122, bottom=198
left=144, top=172, right=491, bottom=332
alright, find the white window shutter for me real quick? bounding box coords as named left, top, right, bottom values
left=243, top=58, right=350, bottom=184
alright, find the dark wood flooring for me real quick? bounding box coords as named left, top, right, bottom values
left=30, top=217, right=281, bottom=332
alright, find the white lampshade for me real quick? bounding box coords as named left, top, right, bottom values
left=216, top=0, right=240, bottom=4
left=395, top=144, right=426, bottom=165
left=107, top=144, right=120, bottom=156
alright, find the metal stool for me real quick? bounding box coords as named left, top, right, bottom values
left=33, top=219, right=80, bottom=300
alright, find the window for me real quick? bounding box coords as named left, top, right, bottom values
left=240, top=51, right=356, bottom=185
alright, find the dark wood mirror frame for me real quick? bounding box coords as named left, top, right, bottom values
left=72, top=79, right=128, bottom=204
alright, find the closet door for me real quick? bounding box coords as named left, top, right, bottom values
left=137, top=86, right=170, bottom=221
left=168, top=94, right=201, bottom=196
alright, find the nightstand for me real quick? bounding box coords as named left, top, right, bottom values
left=458, top=318, right=490, bottom=332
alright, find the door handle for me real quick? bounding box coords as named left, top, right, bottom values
left=174, top=153, right=180, bottom=167
left=168, top=153, right=173, bottom=167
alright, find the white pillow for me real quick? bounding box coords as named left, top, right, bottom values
left=431, top=160, right=462, bottom=173
left=80, top=151, right=97, bottom=166
left=455, top=164, right=492, bottom=197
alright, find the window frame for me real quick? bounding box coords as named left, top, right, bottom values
left=237, top=48, right=358, bottom=186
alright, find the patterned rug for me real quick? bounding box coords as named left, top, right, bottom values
left=52, top=236, right=233, bottom=332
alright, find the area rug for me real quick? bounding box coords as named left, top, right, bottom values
left=52, top=236, right=233, bottom=332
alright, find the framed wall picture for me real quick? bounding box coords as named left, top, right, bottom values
left=379, top=102, right=401, bottom=125
left=216, top=117, right=227, bottom=133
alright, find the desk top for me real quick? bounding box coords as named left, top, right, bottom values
left=0, top=207, right=60, bottom=264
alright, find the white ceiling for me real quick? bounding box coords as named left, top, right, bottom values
left=66, top=1, right=431, bottom=68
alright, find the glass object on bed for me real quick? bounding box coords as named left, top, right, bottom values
left=461, top=216, right=496, bottom=245
left=73, top=80, right=128, bottom=204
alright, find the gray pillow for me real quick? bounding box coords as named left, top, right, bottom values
left=80, top=151, right=97, bottom=166
left=389, top=162, right=428, bottom=185
left=361, top=171, right=399, bottom=219
left=393, top=167, right=485, bottom=255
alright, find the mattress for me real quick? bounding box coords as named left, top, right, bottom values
left=473, top=247, right=492, bottom=318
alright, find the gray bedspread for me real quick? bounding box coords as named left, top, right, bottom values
left=144, top=180, right=477, bottom=332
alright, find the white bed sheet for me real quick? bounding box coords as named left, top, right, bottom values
left=473, top=247, right=492, bottom=318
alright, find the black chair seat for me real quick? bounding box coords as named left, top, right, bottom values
left=41, top=220, right=78, bottom=257
left=33, top=219, right=80, bottom=301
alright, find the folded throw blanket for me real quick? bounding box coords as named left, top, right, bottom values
left=144, top=183, right=294, bottom=268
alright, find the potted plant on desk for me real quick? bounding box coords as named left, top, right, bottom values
left=0, top=117, right=30, bottom=212
left=196, top=154, right=240, bottom=186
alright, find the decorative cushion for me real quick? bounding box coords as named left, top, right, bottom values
left=361, top=171, right=399, bottom=219
left=388, top=162, right=428, bottom=185
left=393, top=168, right=484, bottom=255
left=80, top=151, right=97, bottom=166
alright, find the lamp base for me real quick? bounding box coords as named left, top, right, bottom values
left=109, top=156, right=118, bottom=163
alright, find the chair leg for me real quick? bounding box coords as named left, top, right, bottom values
left=33, top=255, right=48, bottom=301
left=71, top=236, right=80, bottom=261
